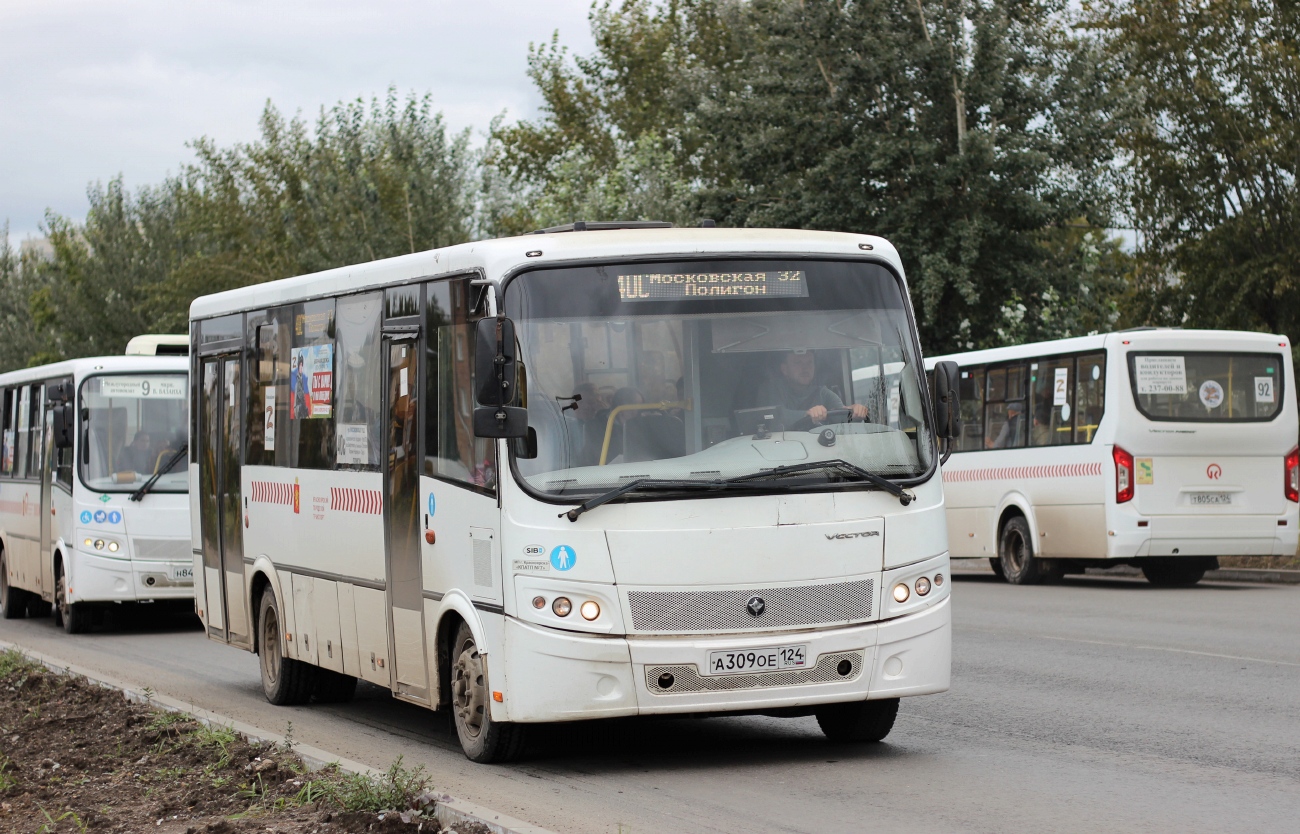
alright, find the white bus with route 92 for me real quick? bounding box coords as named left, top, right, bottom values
left=188, top=223, right=961, bottom=762
left=926, top=328, right=1299, bottom=586
left=0, top=355, right=192, bottom=631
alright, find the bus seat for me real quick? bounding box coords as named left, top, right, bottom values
left=624, top=414, right=686, bottom=462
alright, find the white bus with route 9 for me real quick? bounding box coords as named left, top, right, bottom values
left=0, top=354, right=192, bottom=631
left=926, top=328, right=1298, bottom=586
left=188, top=223, right=961, bottom=762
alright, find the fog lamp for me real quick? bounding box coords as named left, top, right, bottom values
left=580, top=600, right=600, bottom=621
left=107, top=541, right=119, bottom=553
left=552, top=597, right=572, bottom=617
left=892, top=583, right=910, bottom=603
left=915, top=576, right=931, bottom=596
left=531, top=595, right=546, bottom=609
left=94, top=539, right=105, bottom=551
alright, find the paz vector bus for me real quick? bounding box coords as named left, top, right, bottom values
left=927, top=328, right=1299, bottom=586
left=0, top=351, right=192, bottom=631
left=188, top=223, right=961, bottom=762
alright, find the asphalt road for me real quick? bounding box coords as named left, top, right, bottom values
left=3, top=572, right=1298, bottom=834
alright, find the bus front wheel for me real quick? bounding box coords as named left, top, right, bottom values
left=998, top=516, right=1061, bottom=585
left=816, top=698, right=900, bottom=743
left=450, top=622, right=526, bottom=763
left=258, top=590, right=317, bottom=705
left=55, top=571, right=89, bottom=634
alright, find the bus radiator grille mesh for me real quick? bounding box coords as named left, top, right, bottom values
left=645, top=651, right=865, bottom=694
left=627, top=579, right=874, bottom=632
left=131, top=538, right=192, bottom=562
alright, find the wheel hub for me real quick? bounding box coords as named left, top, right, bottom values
left=452, top=645, right=486, bottom=739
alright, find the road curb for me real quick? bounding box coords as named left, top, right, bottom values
left=951, top=558, right=1300, bottom=584
left=0, top=638, right=556, bottom=834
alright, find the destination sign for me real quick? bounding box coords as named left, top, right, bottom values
left=617, top=270, right=808, bottom=302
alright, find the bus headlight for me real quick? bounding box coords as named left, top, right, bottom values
left=892, top=583, right=910, bottom=603
left=580, top=600, right=600, bottom=621
left=93, top=539, right=105, bottom=551
left=107, top=541, right=119, bottom=553
left=915, top=576, right=931, bottom=596
left=552, top=597, right=572, bottom=617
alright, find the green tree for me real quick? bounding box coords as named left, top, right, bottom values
left=493, top=0, right=1129, bottom=350
left=0, top=226, right=53, bottom=370
left=1092, top=0, right=1300, bottom=338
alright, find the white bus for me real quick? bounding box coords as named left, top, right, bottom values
left=189, top=225, right=960, bottom=762
left=0, top=355, right=192, bottom=632
left=927, top=329, right=1299, bottom=586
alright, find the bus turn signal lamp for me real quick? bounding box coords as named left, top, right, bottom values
left=1286, top=447, right=1300, bottom=502
left=1114, top=445, right=1135, bottom=504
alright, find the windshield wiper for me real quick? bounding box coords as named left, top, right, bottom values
left=560, top=478, right=746, bottom=522
left=130, top=444, right=187, bottom=503
left=560, top=458, right=913, bottom=521
left=723, top=459, right=914, bottom=506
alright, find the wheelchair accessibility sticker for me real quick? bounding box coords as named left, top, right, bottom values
left=80, top=511, right=92, bottom=524
left=550, top=545, right=576, bottom=571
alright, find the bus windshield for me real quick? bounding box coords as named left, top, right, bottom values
left=507, top=258, right=934, bottom=497
left=1128, top=351, right=1285, bottom=422
left=80, top=374, right=189, bottom=493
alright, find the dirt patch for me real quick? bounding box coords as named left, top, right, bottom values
left=0, top=650, right=445, bottom=833
left=1217, top=555, right=1300, bottom=570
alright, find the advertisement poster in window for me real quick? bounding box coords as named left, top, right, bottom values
left=290, top=345, right=333, bottom=419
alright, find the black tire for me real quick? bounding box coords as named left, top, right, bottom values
left=26, top=597, right=52, bottom=618
left=257, top=590, right=317, bottom=705
left=1141, top=558, right=1209, bottom=587
left=450, top=622, right=527, bottom=763
left=56, top=570, right=90, bottom=634
left=816, top=698, right=900, bottom=743
left=988, top=558, right=1006, bottom=581
left=997, top=516, right=1061, bottom=585
left=1, top=554, right=29, bottom=620
left=313, top=668, right=358, bottom=703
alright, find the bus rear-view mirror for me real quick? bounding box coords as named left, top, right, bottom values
left=473, top=316, right=528, bottom=438
left=932, top=360, right=960, bottom=440
left=53, top=404, right=74, bottom=449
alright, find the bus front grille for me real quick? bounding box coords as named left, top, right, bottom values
left=627, top=579, right=874, bottom=633
left=131, top=538, right=191, bottom=562
left=645, top=650, right=865, bottom=694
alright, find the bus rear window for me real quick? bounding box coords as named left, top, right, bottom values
left=1128, top=352, right=1284, bottom=422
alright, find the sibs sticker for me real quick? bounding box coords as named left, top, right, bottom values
left=93, top=510, right=107, bottom=523
left=427, top=493, right=436, bottom=517
left=80, top=510, right=92, bottom=524
left=550, top=545, right=577, bottom=571
left=108, top=511, right=122, bottom=524
left=522, top=544, right=546, bottom=557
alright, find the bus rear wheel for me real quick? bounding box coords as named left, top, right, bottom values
left=257, top=590, right=317, bottom=705
left=998, top=516, right=1061, bottom=585
left=816, top=698, right=900, bottom=743
left=450, top=622, right=526, bottom=763
left=1, top=554, right=28, bottom=620
left=1141, top=558, right=1210, bottom=587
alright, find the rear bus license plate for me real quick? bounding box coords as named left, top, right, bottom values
left=169, top=565, right=194, bottom=582
left=1189, top=492, right=1231, bottom=506
left=706, top=644, right=808, bottom=676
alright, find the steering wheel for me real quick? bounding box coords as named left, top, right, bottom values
left=789, top=408, right=860, bottom=432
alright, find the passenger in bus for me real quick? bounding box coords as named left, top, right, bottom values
left=1031, top=404, right=1053, bottom=446
left=988, top=400, right=1025, bottom=448
left=758, top=350, right=868, bottom=428
left=115, top=431, right=154, bottom=474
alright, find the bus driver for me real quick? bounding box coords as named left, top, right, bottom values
left=758, top=350, right=868, bottom=428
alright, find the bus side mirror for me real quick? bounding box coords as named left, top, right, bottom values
left=932, top=361, right=961, bottom=440
left=53, top=405, right=74, bottom=449
left=473, top=316, right=528, bottom=438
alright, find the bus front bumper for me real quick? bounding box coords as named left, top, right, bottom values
left=493, top=595, right=950, bottom=724
left=69, top=552, right=196, bottom=603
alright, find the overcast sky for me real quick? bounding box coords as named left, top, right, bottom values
left=1, top=0, right=596, bottom=241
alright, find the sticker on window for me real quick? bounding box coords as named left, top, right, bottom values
left=336, top=424, right=370, bottom=465
left=290, top=344, right=333, bottom=419
left=1133, top=356, right=1187, bottom=395
left=1199, top=380, right=1224, bottom=409
left=1255, top=376, right=1275, bottom=404
left=1053, top=367, right=1069, bottom=406
left=264, top=387, right=276, bottom=451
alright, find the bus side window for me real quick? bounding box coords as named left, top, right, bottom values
left=424, top=278, right=497, bottom=492
left=1030, top=357, right=1074, bottom=447
left=1074, top=353, right=1105, bottom=442
left=14, top=385, right=30, bottom=479
left=290, top=299, right=336, bottom=469
left=334, top=293, right=383, bottom=470
left=0, top=388, right=12, bottom=476
left=958, top=368, right=984, bottom=451
left=984, top=365, right=1026, bottom=449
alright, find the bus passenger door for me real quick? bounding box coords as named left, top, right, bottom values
left=383, top=333, right=429, bottom=702
left=38, top=402, right=53, bottom=599
left=198, top=356, right=250, bottom=647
